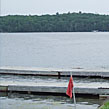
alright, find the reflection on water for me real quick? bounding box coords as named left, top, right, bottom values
left=0, top=92, right=102, bottom=109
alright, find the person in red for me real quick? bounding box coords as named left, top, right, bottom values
left=66, top=75, right=74, bottom=98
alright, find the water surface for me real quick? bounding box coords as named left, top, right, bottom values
left=0, top=92, right=102, bottom=109
left=0, top=32, right=109, bottom=69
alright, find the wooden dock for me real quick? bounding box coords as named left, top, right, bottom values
left=0, top=67, right=109, bottom=97
left=0, top=80, right=109, bottom=97
left=0, top=67, right=109, bottom=78
left=0, top=84, right=109, bottom=97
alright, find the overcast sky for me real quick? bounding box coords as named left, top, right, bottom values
left=1, top=0, right=109, bottom=15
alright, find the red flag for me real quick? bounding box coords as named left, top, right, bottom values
left=66, top=76, right=74, bottom=98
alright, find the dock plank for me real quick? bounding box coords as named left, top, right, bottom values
left=0, top=67, right=109, bottom=78
left=0, top=85, right=107, bottom=95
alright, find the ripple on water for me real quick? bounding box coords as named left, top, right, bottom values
left=0, top=93, right=101, bottom=109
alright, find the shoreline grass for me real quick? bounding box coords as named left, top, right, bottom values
left=100, top=102, right=109, bottom=109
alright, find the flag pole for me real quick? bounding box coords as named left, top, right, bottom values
left=70, top=72, right=76, bottom=109
left=73, top=86, right=76, bottom=109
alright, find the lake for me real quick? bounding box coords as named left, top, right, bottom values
left=0, top=32, right=109, bottom=109
left=0, top=32, right=109, bottom=69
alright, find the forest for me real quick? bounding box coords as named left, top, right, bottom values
left=0, top=12, right=109, bottom=32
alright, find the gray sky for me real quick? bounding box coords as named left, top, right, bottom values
left=1, top=0, right=109, bottom=15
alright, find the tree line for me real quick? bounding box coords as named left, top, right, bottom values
left=0, top=12, right=109, bottom=32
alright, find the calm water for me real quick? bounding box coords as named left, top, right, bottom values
left=0, top=92, right=102, bottom=109
left=0, top=32, right=109, bottom=69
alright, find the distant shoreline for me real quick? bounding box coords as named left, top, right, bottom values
left=0, top=12, right=109, bottom=32
left=0, top=31, right=109, bottom=33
